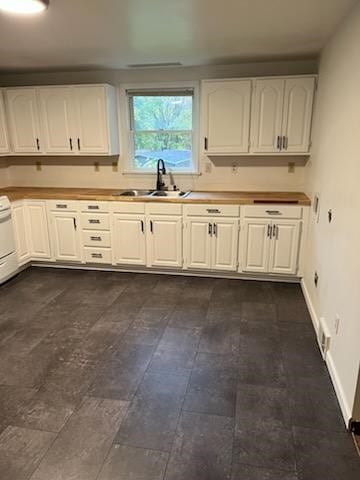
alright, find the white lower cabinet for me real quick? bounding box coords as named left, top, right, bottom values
left=12, top=200, right=51, bottom=264
left=185, top=214, right=239, bottom=272
left=241, top=216, right=301, bottom=275
left=12, top=202, right=31, bottom=265
left=147, top=215, right=183, bottom=268
left=112, top=214, right=146, bottom=266
left=49, top=211, right=82, bottom=262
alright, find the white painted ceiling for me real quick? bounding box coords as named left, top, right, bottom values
left=0, top=0, right=356, bottom=72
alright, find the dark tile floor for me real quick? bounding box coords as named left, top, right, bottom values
left=0, top=267, right=358, bottom=480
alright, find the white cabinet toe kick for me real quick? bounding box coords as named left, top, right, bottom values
left=11, top=199, right=309, bottom=282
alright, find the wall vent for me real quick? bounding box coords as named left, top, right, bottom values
left=317, top=316, right=330, bottom=359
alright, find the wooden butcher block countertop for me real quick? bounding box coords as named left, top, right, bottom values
left=0, top=187, right=311, bottom=206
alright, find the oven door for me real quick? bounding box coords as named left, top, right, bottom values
left=0, top=209, right=15, bottom=259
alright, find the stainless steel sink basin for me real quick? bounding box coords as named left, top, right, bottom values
left=150, top=191, right=191, bottom=198
left=113, top=189, right=154, bottom=197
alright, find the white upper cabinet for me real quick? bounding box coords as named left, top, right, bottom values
left=6, top=88, right=42, bottom=154
left=5, top=84, right=119, bottom=156
left=251, top=76, right=315, bottom=154
left=39, top=87, right=75, bottom=154
left=0, top=91, right=10, bottom=154
left=281, top=77, right=315, bottom=153
left=75, top=85, right=115, bottom=154
left=251, top=79, right=285, bottom=153
left=201, top=80, right=252, bottom=154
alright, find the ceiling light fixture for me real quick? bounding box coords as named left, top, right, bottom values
left=0, top=0, right=49, bottom=14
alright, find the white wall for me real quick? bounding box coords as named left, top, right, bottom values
left=0, top=59, right=316, bottom=191
left=303, top=2, right=360, bottom=423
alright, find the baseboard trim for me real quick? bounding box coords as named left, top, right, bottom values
left=301, top=278, right=351, bottom=427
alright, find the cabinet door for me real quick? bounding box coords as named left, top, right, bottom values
left=11, top=203, right=31, bottom=265
left=281, top=77, right=315, bottom=153
left=202, top=80, right=252, bottom=154
left=185, top=217, right=212, bottom=270
left=112, top=214, right=146, bottom=266
left=27, top=201, right=51, bottom=259
left=74, top=86, right=109, bottom=154
left=5, top=88, right=42, bottom=153
left=269, top=220, right=300, bottom=275
left=39, top=87, right=76, bottom=154
left=251, top=79, right=284, bottom=153
left=0, top=92, right=10, bottom=154
left=212, top=218, right=239, bottom=271
left=147, top=216, right=182, bottom=268
left=242, top=219, right=271, bottom=273
left=50, top=212, right=81, bottom=262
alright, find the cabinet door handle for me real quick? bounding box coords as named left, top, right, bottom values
left=88, top=205, right=99, bottom=210
left=69, top=138, right=73, bottom=151
left=272, top=224, right=277, bottom=238
left=208, top=223, right=213, bottom=236
left=36, top=138, right=40, bottom=150
left=266, top=210, right=282, bottom=215
left=77, top=138, right=81, bottom=151
left=89, top=219, right=100, bottom=224
left=141, top=220, right=144, bottom=233
left=204, top=137, right=208, bottom=151
left=91, top=253, right=102, bottom=259
left=206, top=208, right=220, bottom=214
left=90, top=236, right=101, bottom=241
left=213, top=223, right=217, bottom=236
left=275, top=225, right=279, bottom=240
left=73, top=218, right=77, bottom=230
left=283, top=136, right=288, bottom=150
left=276, top=135, right=281, bottom=150
left=267, top=224, right=272, bottom=238
left=150, top=220, right=153, bottom=233
left=56, top=204, right=67, bottom=209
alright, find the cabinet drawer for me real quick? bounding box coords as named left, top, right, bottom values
left=110, top=202, right=145, bottom=214
left=80, top=212, right=110, bottom=230
left=243, top=205, right=303, bottom=219
left=184, top=204, right=239, bottom=217
left=47, top=200, right=79, bottom=212
left=83, top=247, right=112, bottom=264
left=146, top=203, right=182, bottom=215
left=80, top=201, right=109, bottom=213
left=82, top=230, right=111, bottom=247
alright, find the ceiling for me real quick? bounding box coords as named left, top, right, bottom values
left=0, top=0, right=356, bottom=72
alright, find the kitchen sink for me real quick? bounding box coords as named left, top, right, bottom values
left=112, top=189, right=154, bottom=197
left=150, top=190, right=191, bottom=198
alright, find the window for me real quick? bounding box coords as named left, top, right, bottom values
left=127, top=88, right=196, bottom=172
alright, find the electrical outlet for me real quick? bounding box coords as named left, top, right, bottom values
left=204, top=162, right=212, bottom=174
left=35, top=161, right=42, bottom=171
left=94, top=162, right=100, bottom=172
left=288, top=162, right=295, bottom=173
left=314, top=271, right=319, bottom=287
left=334, top=314, right=340, bottom=334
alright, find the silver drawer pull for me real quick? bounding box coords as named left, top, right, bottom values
left=206, top=208, right=221, bottom=214
left=90, top=236, right=101, bottom=241
left=56, top=204, right=67, bottom=209
left=88, top=205, right=99, bottom=210
left=91, top=253, right=102, bottom=258
left=89, top=219, right=100, bottom=224
left=266, top=210, right=282, bottom=215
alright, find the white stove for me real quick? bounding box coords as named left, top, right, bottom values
left=0, top=196, right=18, bottom=284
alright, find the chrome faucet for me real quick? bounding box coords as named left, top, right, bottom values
left=156, top=159, right=167, bottom=191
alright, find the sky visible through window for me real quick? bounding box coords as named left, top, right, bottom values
left=131, top=94, right=193, bottom=170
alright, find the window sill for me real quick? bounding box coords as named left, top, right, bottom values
left=122, top=170, right=201, bottom=176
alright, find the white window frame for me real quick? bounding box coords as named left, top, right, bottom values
left=118, top=82, right=199, bottom=175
